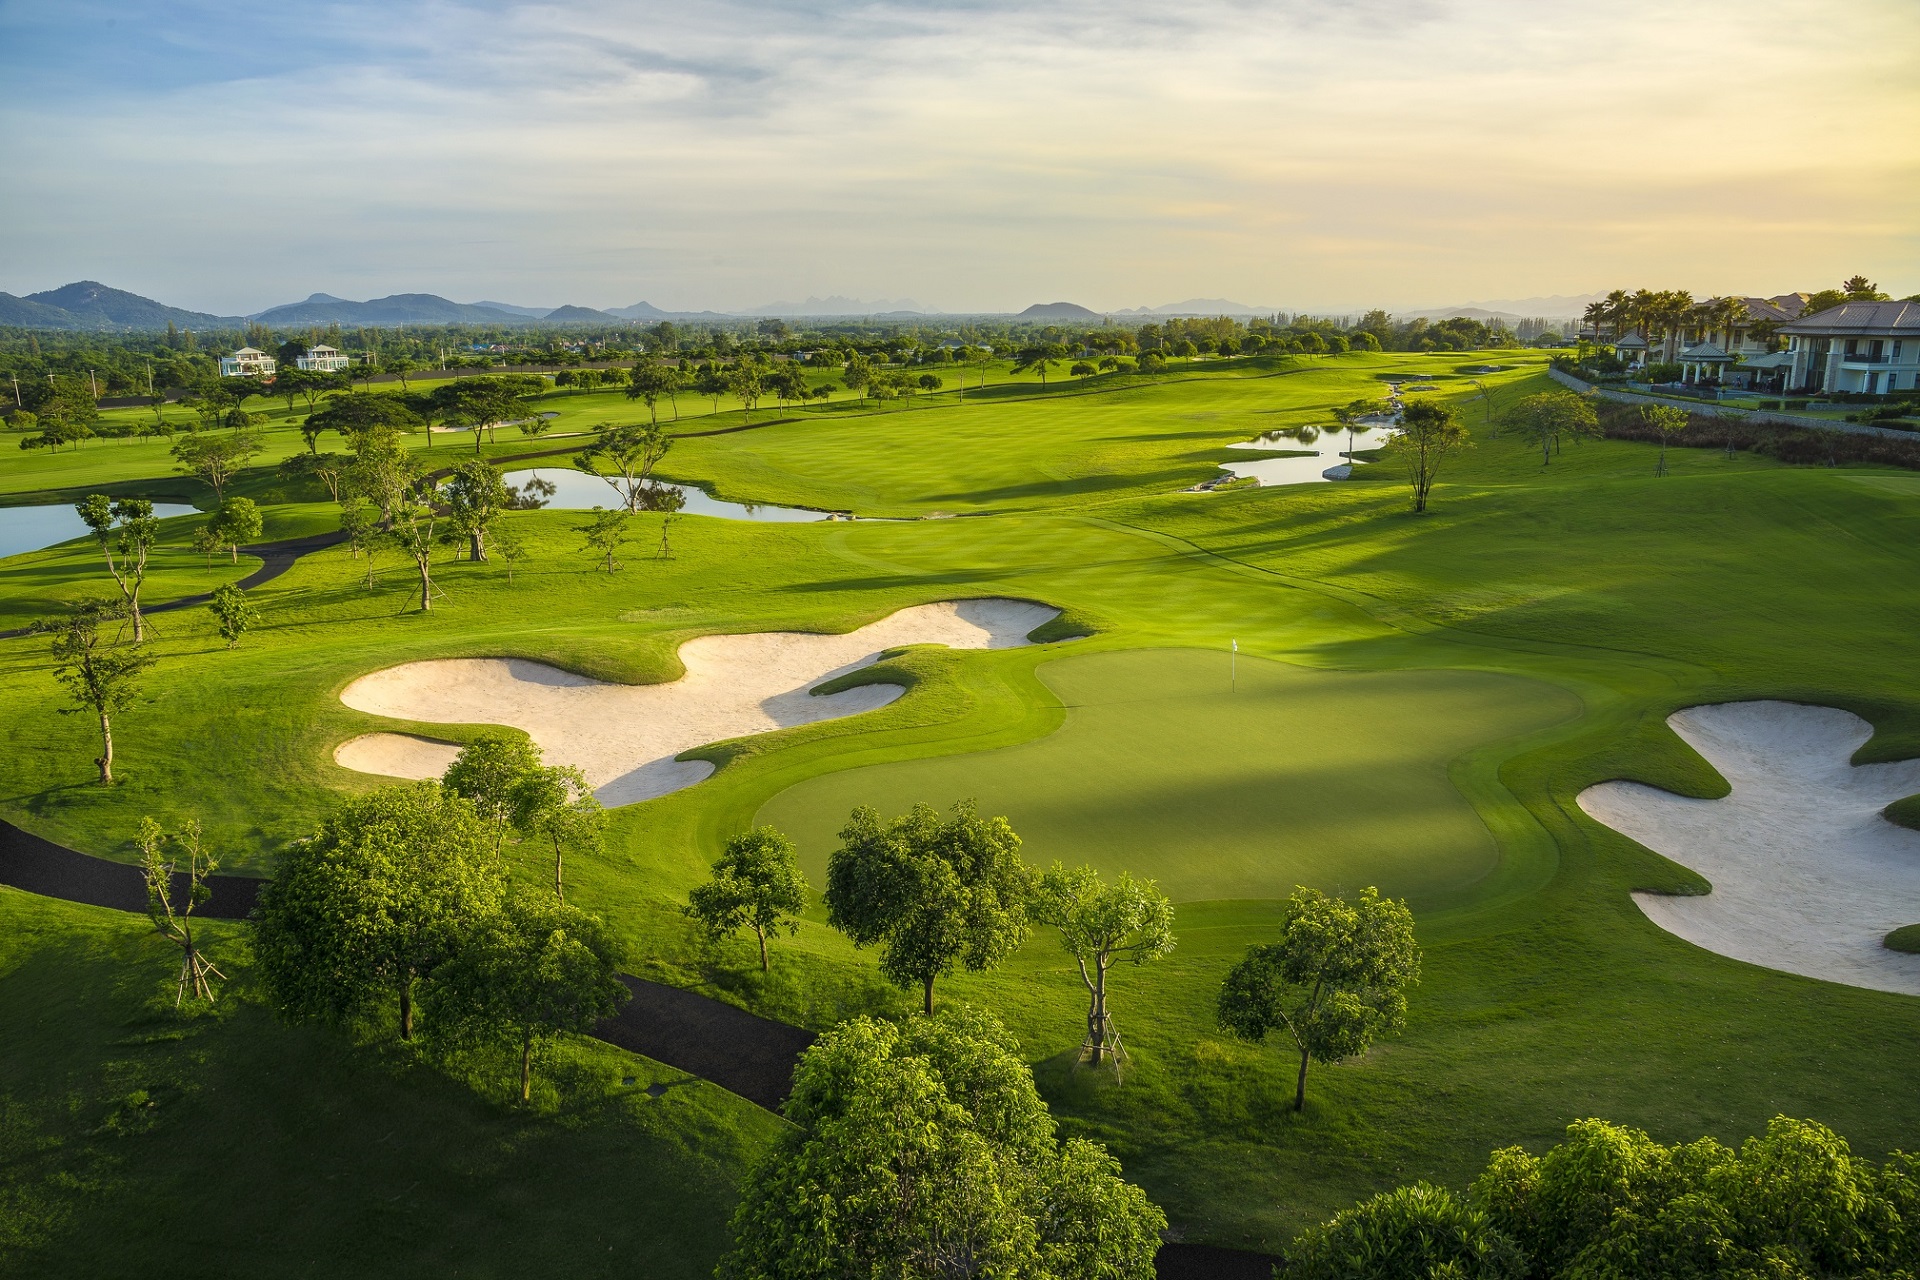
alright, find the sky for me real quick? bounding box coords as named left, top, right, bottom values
left=1, top=0, right=1916, bottom=317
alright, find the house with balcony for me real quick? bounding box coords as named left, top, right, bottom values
left=295, top=344, right=351, bottom=372
left=1780, top=301, right=1920, bottom=395
left=218, top=347, right=277, bottom=377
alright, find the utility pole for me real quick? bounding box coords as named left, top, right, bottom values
left=10, top=375, right=19, bottom=407
left=89, top=369, right=98, bottom=398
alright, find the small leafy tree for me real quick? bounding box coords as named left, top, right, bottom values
left=512, top=764, right=603, bottom=902
left=491, top=519, right=528, bottom=585
left=423, top=890, right=628, bottom=1102
left=719, top=1007, right=1165, bottom=1280
left=1641, top=403, right=1689, bottom=476
left=577, top=506, right=630, bottom=571
left=253, top=782, right=505, bottom=1040
left=649, top=485, right=686, bottom=559
left=825, top=801, right=1035, bottom=1014
left=278, top=451, right=350, bottom=500
left=574, top=421, right=672, bottom=513
left=443, top=733, right=544, bottom=854
left=1032, top=864, right=1175, bottom=1072
left=207, top=495, right=262, bottom=564
left=389, top=477, right=444, bottom=611
left=1288, top=1182, right=1523, bottom=1280
left=841, top=353, right=875, bottom=405
left=686, top=827, right=809, bottom=971
left=1011, top=343, right=1067, bottom=386
left=626, top=359, right=681, bottom=424
left=1387, top=399, right=1471, bottom=512
left=41, top=599, right=153, bottom=783
left=1217, top=885, right=1420, bottom=1112
left=1070, top=361, right=1096, bottom=380
left=1501, top=390, right=1601, bottom=467
left=170, top=431, right=262, bottom=500
left=75, top=494, right=160, bottom=641
left=727, top=364, right=764, bottom=423
left=206, top=582, right=258, bottom=648
left=136, top=817, right=226, bottom=1005
left=443, top=458, right=508, bottom=562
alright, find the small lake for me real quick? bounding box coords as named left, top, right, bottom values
left=501, top=469, right=832, bottom=522
left=0, top=501, right=200, bottom=560
left=1220, top=421, right=1399, bottom=487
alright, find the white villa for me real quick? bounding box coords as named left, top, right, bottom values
left=1599, top=296, right=1807, bottom=391
left=218, top=347, right=277, bottom=378
left=1780, top=301, right=1920, bottom=395
left=296, top=344, right=352, bottom=372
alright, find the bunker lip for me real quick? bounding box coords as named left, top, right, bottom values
left=333, top=598, right=1062, bottom=807
left=1578, top=700, right=1920, bottom=996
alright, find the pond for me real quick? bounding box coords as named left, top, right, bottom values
left=1218, top=421, right=1399, bottom=487
left=0, top=501, right=200, bottom=560
left=500, top=469, right=834, bottom=522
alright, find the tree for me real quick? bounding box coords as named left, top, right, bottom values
left=825, top=801, right=1035, bottom=1014
left=75, top=495, right=160, bottom=641
left=1501, top=390, right=1601, bottom=467
left=1386, top=399, right=1471, bottom=513
left=768, top=362, right=809, bottom=410
left=136, top=817, right=226, bottom=1005
left=277, top=450, right=350, bottom=501
left=650, top=485, right=685, bottom=559
left=443, top=733, right=544, bottom=854
left=1288, top=1182, right=1523, bottom=1280
left=40, top=600, right=153, bottom=783
left=719, top=1007, right=1165, bottom=1280
left=625, top=359, right=680, bottom=425
left=302, top=393, right=423, bottom=453
left=274, top=367, right=345, bottom=413
left=1069, top=361, right=1096, bottom=380
left=423, top=890, right=628, bottom=1102
left=915, top=372, right=944, bottom=394
left=686, top=827, right=809, bottom=971
left=385, top=355, right=420, bottom=391
left=1012, top=343, right=1067, bottom=386
left=1217, top=886, right=1419, bottom=1112
left=343, top=426, right=420, bottom=527
left=574, top=421, right=672, bottom=513
left=491, top=519, right=529, bottom=586
left=841, top=352, right=875, bottom=405
left=512, top=764, right=603, bottom=902
left=1843, top=275, right=1890, bottom=301
left=339, top=497, right=381, bottom=587
left=577, top=506, right=630, bottom=571
left=1032, top=864, right=1174, bottom=1072
left=253, top=781, right=505, bottom=1040
left=206, top=582, right=258, bottom=648
left=727, top=363, right=764, bottom=423
left=1331, top=397, right=1389, bottom=464
left=388, top=476, right=444, bottom=611
left=207, top=495, right=262, bottom=564
left=1641, top=403, right=1689, bottom=476
left=33, top=391, right=99, bottom=450
left=429, top=375, right=544, bottom=453
left=443, top=458, right=508, bottom=562
left=171, top=431, right=262, bottom=500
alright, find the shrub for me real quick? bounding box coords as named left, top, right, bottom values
left=1289, top=1182, right=1524, bottom=1280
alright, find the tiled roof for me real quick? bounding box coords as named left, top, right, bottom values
left=1679, top=342, right=1731, bottom=360
left=1614, top=332, right=1648, bottom=348
left=1781, top=300, right=1920, bottom=334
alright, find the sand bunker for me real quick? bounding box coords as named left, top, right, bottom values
left=333, top=599, right=1060, bottom=806
left=1578, top=701, right=1920, bottom=996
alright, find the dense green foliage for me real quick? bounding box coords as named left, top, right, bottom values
left=719, top=1007, right=1165, bottom=1280
left=686, top=827, right=810, bottom=971
left=1292, top=1116, right=1920, bottom=1280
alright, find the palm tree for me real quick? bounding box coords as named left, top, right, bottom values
left=1707, top=296, right=1745, bottom=353
left=1582, top=301, right=1607, bottom=342
left=1602, top=289, right=1631, bottom=341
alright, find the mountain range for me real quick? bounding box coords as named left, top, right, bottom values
left=0, top=281, right=243, bottom=330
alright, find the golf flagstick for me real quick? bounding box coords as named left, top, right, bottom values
left=1231, top=638, right=1237, bottom=692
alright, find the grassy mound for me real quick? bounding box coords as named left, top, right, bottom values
left=1885, top=923, right=1920, bottom=953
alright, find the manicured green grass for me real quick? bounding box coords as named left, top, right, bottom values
left=1885, top=924, right=1920, bottom=953
left=4, top=350, right=1920, bottom=1264
left=761, top=647, right=1578, bottom=909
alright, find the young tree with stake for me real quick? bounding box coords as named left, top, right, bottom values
left=1642, top=403, right=1689, bottom=476
left=574, top=421, right=672, bottom=513
left=1033, top=864, right=1175, bottom=1072
left=207, top=495, right=262, bottom=564
left=1217, top=886, right=1420, bottom=1112
left=686, top=826, right=809, bottom=971
left=136, top=817, right=225, bottom=1005
left=825, top=801, right=1034, bottom=1014
left=576, top=506, right=630, bottom=571
left=75, top=494, right=159, bottom=641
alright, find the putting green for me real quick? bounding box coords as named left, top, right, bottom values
left=758, top=647, right=1578, bottom=907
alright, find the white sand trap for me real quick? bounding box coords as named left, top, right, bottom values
left=334, top=732, right=464, bottom=780
left=1578, top=701, right=1920, bottom=996
left=336, top=599, right=1060, bottom=807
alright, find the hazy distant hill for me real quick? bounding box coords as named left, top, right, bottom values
left=745, top=295, right=927, bottom=316
left=469, top=300, right=553, bottom=318
left=251, top=293, right=526, bottom=326
left=1018, top=301, right=1101, bottom=320
left=7, top=281, right=241, bottom=330
left=542, top=305, right=623, bottom=324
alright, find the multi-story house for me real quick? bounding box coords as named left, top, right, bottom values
left=295, top=344, right=352, bottom=372
left=1781, top=301, right=1920, bottom=395
left=218, top=347, right=277, bottom=377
